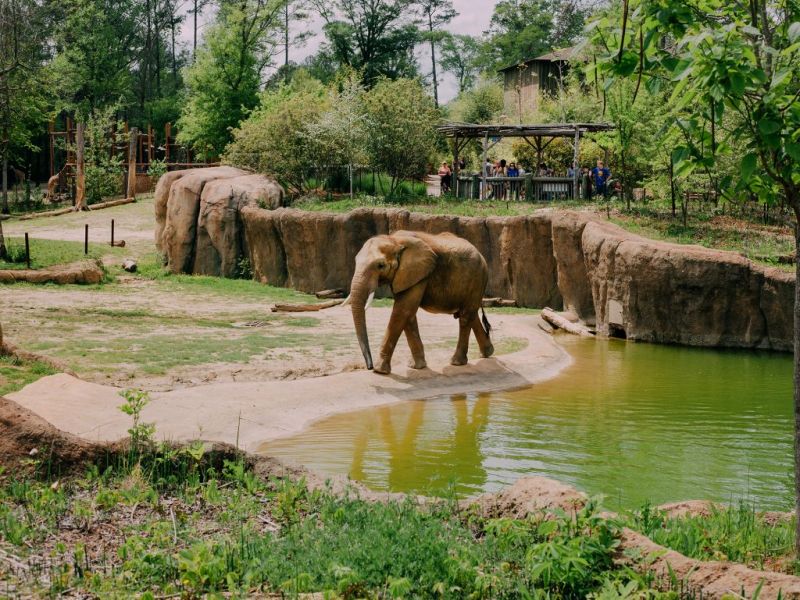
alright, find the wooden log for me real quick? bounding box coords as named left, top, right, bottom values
left=541, top=307, right=594, bottom=337
left=315, top=289, right=346, bottom=299
left=17, top=197, right=136, bottom=220
left=482, top=297, right=517, bottom=308
left=272, top=299, right=344, bottom=313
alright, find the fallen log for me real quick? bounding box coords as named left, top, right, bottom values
left=540, top=307, right=593, bottom=337
left=16, top=197, right=136, bottom=221
left=272, top=299, right=344, bottom=313
left=315, top=288, right=346, bottom=299
left=482, top=297, right=517, bottom=308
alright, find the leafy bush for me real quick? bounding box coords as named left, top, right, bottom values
left=82, top=107, right=126, bottom=204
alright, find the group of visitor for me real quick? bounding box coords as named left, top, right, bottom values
left=437, top=158, right=614, bottom=200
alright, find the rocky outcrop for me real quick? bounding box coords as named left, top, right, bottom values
left=154, top=171, right=795, bottom=351
left=194, top=174, right=284, bottom=277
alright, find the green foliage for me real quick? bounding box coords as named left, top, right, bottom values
left=312, top=0, right=420, bottom=86
left=0, top=354, right=57, bottom=397
left=147, top=159, right=168, bottom=182
left=224, top=71, right=328, bottom=194
left=118, top=388, right=155, bottom=454
left=177, top=0, right=284, bottom=157
left=448, top=78, right=505, bottom=125
left=627, top=502, right=796, bottom=572
left=0, top=236, right=123, bottom=270
left=478, top=0, right=584, bottom=72
left=81, top=107, right=127, bottom=203
left=364, top=78, right=440, bottom=196
left=440, top=34, right=482, bottom=94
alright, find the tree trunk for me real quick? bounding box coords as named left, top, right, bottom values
left=669, top=154, right=676, bottom=217
left=792, top=192, right=800, bottom=557
left=284, top=1, right=289, bottom=82
left=74, top=122, right=87, bottom=210
left=1, top=152, right=8, bottom=214
left=193, top=0, right=198, bottom=60
left=428, top=13, right=438, bottom=108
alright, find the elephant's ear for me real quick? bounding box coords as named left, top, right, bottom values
left=392, top=234, right=437, bottom=294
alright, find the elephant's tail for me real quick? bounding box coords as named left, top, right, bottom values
left=481, top=307, right=492, bottom=338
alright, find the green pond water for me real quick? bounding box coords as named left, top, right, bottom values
left=262, top=337, right=794, bottom=510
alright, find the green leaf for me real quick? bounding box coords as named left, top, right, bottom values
left=786, top=143, right=800, bottom=161
left=758, top=119, right=781, bottom=135
left=789, top=22, right=800, bottom=43
left=729, top=72, right=746, bottom=96
left=771, top=69, right=791, bottom=89
left=740, top=153, right=758, bottom=180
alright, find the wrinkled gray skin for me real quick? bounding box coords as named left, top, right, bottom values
left=349, top=230, right=494, bottom=375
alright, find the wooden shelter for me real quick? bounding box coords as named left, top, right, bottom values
left=438, top=122, right=615, bottom=200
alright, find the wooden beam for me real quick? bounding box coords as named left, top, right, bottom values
left=126, top=128, right=138, bottom=200
left=74, top=122, right=87, bottom=211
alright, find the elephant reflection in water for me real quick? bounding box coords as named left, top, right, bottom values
left=349, top=393, right=491, bottom=493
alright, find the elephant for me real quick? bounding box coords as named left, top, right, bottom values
left=347, top=230, right=494, bottom=375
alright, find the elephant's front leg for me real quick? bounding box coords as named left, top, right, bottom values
left=451, top=313, right=473, bottom=366
left=376, top=285, right=426, bottom=375
left=404, top=315, right=427, bottom=369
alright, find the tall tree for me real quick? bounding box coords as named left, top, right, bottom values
left=177, top=0, right=284, bottom=155
left=479, top=0, right=587, bottom=72
left=440, top=34, right=481, bottom=94
left=589, top=0, right=800, bottom=549
left=310, top=0, right=420, bottom=85
left=0, top=0, right=49, bottom=224
left=416, top=0, right=456, bottom=107
left=51, top=0, right=140, bottom=115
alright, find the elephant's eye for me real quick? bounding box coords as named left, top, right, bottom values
left=377, top=261, right=386, bottom=270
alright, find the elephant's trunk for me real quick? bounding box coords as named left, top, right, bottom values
left=350, top=270, right=378, bottom=370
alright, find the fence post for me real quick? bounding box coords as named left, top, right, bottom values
left=471, top=174, right=480, bottom=199
left=85, top=224, right=89, bottom=255
left=126, top=127, right=138, bottom=200
left=525, top=174, right=533, bottom=202
left=111, top=219, right=115, bottom=246
left=24, top=232, right=30, bottom=269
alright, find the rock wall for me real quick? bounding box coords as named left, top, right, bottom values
left=155, top=167, right=284, bottom=274
left=155, top=170, right=794, bottom=352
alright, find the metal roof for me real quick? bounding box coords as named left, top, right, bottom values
left=438, top=122, right=615, bottom=138
left=497, top=46, right=579, bottom=72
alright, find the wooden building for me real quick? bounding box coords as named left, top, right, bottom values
left=499, top=47, right=576, bottom=118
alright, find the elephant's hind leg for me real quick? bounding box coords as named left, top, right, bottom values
left=471, top=314, right=494, bottom=358
left=451, top=313, right=472, bottom=366
left=404, top=315, right=427, bottom=369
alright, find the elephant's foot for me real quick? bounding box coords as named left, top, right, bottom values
left=480, top=344, right=495, bottom=358
left=408, top=356, right=427, bottom=369
left=450, top=354, right=468, bottom=367
left=374, top=359, right=392, bottom=375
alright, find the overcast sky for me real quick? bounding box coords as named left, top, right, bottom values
left=182, top=0, right=495, bottom=104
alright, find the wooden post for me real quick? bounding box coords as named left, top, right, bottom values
left=127, top=127, right=138, bottom=200
left=453, top=134, right=460, bottom=197
left=24, top=233, right=30, bottom=268
left=481, top=132, right=489, bottom=200
left=165, top=122, right=171, bottom=162
left=74, top=122, right=87, bottom=210
left=84, top=224, right=89, bottom=254
left=148, top=125, right=153, bottom=165
left=111, top=219, right=115, bottom=246
left=48, top=120, right=55, bottom=178
left=573, top=125, right=580, bottom=200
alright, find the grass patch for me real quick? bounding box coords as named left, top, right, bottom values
left=28, top=330, right=346, bottom=376
left=0, top=444, right=656, bottom=598
left=625, top=502, right=797, bottom=574
left=0, top=237, right=123, bottom=270
left=0, top=354, right=57, bottom=396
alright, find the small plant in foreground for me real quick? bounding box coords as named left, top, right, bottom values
left=118, top=388, right=155, bottom=456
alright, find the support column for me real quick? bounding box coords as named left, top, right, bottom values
left=453, top=134, right=459, bottom=197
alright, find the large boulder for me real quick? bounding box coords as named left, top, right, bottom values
left=581, top=219, right=792, bottom=351
left=153, top=170, right=188, bottom=251
left=552, top=211, right=596, bottom=322
left=161, top=166, right=247, bottom=274
left=194, top=174, right=284, bottom=277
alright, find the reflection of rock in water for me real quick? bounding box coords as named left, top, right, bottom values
left=349, top=394, right=490, bottom=495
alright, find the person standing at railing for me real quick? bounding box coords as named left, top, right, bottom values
left=591, top=159, right=611, bottom=197
left=438, top=162, right=452, bottom=194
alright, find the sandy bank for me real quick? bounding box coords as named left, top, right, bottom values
left=7, top=310, right=568, bottom=452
